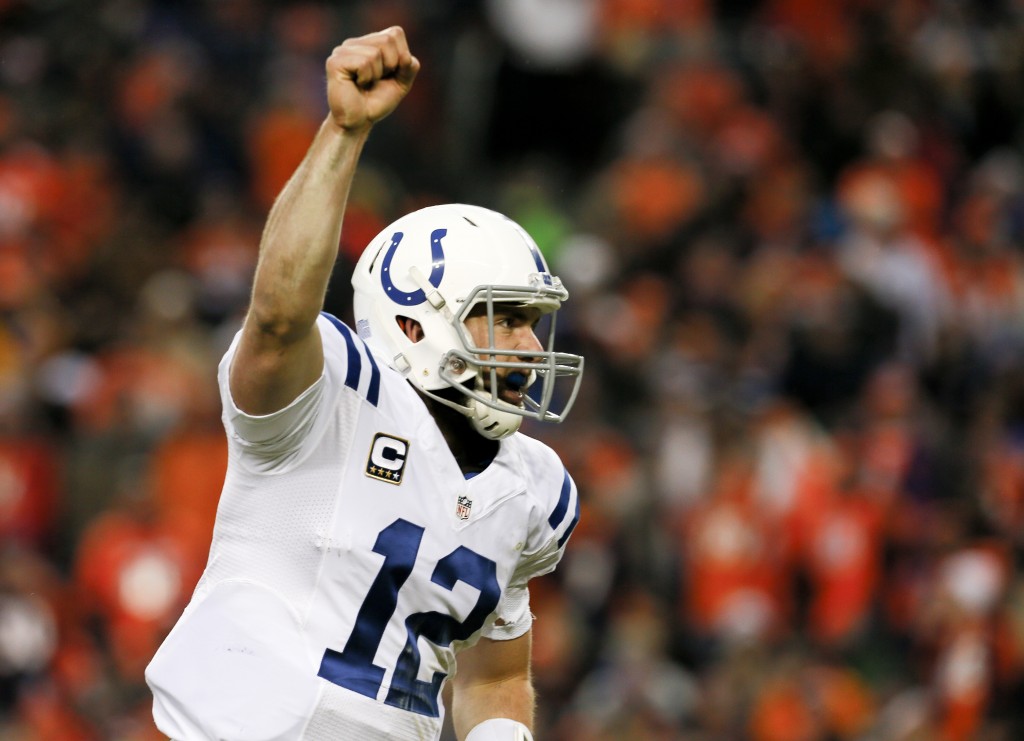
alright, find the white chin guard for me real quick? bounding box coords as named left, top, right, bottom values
left=468, top=398, right=523, bottom=440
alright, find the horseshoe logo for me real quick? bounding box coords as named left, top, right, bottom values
left=379, top=228, right=447, bottom=305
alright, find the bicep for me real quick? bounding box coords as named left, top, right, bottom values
left=229, top=316, right=325, bottom=416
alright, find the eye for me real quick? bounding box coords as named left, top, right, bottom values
left=492, top=310, right=536, bottom=330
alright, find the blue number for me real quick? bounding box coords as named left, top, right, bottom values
left=317, top=520, right=501, bottom=717
left=318, top=519, right=423, bottom=697
left=385, top=546, right=500, bottom=715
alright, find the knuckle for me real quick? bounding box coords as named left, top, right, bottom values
left=387, top=27, right=406, bottom=45
left=326, top=44, right=350, bottom=67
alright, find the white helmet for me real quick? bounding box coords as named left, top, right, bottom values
left=352, top=204, right=584, bottom=439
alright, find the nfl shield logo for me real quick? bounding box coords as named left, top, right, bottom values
left=456, top=495, right=472, bottom=521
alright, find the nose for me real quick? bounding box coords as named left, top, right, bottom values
left=516, top=327, right=543, bottom=362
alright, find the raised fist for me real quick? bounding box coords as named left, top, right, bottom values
left=326, top=26, right=419, bottom=133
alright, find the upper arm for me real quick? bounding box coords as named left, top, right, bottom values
left=229, top=313, right=325, bottom=415
left=451, top=631, right=534, bottom=738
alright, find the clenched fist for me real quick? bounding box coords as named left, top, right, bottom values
left=326, top=26, right=419, bottom=133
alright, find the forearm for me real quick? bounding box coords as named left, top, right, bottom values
left=453, top=676, right=535, bottom=740
left=228, top=29, right=416, bottom=415
left=247, top=119, right=369, bottom=342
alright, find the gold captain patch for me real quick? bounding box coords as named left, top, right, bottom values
left=365, top=433, right=409, bottom=485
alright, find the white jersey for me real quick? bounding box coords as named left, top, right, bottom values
left=146, top=313, right=579, bottom=741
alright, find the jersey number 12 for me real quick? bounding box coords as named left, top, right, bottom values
left=317, top=518, right=501, bottom=717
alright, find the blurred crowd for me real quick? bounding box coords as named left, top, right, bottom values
left=1, top=0, right=1024, bottom=739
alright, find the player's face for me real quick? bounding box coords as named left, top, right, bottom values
left=463, top=305, right=544, bottom=407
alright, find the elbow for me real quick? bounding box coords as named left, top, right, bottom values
left=246, top=298, right=318, bottom=346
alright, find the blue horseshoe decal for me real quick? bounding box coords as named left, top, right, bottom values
left=380, top=228, right=447, bottom=305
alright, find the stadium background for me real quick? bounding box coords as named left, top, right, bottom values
left=1, top=0, right=1024, bottom=739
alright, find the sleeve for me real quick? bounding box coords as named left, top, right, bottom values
left=218, top=333, right=325, bottom=461
left=482, top=465, right=580, bottom=641
left=513, top=467, right=580, bottom=585
left=219, top=312, right=381, bottom=468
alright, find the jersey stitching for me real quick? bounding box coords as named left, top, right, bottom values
left=302, top=385, right=364, bottom=629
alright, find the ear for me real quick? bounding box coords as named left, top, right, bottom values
left=397, top=317, right=425, bottom=343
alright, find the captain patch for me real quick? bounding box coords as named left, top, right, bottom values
left=365, top=433, right=409, bottom=485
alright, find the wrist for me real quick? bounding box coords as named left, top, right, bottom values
left=311, top=117, right=372, bottom=176
left=465, top=718, right=534, bottom=741
left=322, top=115, right=372, bottom=143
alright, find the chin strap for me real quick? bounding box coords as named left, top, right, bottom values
left=413, top=388, right=522, bottom=440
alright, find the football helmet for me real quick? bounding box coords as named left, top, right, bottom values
left=352, top=204, right=584, bottom=439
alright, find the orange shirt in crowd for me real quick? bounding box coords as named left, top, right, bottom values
left=150, top=426, right=227, bottom=554
left=790, top=457, right=885, bottom=647
left=801, top=492, right=884, bottom=645
left=0, top=436, right=59, bottom=548
left=73, top=507, right=207, bottom=680
left=247, top=105, right=320, bottom=210
left=681, top=464, right=791, bottom=640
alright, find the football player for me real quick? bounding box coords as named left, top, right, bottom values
left=145, top=26, right=584, bottom=741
